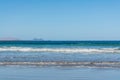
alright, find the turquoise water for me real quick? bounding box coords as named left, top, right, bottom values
left=0, top=41, right=120, bottom=67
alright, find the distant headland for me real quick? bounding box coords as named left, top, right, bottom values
left=0, top=37, right=45, bottom=41
left=0, top=37, right=20, bottom=41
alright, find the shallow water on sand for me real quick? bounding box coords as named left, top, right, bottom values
left=0, top=66, right=120, bottom=80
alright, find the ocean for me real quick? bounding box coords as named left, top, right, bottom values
left=1, top=41, right=120, bottom=80
left=0, top=41, right=120, bottom=67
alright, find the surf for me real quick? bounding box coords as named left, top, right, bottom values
left=0, top=47, right=120, bottom=53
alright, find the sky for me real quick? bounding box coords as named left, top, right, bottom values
left=0, top=0, right=120, bottom=40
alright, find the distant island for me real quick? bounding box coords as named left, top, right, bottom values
left=33, top=38, right=44, bottom=41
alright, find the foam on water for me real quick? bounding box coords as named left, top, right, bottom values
left=0, top=47, right=120, bottom=53
left=0, top=61, right=120, bottom=68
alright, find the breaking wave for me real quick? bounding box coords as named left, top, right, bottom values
left=0, top=61, right=120, bottom=68
left=0, top=47, right=120, bottom=53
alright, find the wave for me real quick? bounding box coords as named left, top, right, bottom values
left=0, top=47, right=120, bottom=53
left=0, top=61, right=120, bottom=68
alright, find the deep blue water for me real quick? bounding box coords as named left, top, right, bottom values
left=1, top=41, right=120, bottom=46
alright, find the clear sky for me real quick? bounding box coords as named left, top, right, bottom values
left=0, top=0, right=120, bottom=40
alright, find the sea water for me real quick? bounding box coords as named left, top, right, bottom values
left=1, top=41, right=120, bottom=80
left=0, top=41, right=120, bottom=67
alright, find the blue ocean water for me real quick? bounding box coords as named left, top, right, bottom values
left=0, top=41, right=120, bottom=67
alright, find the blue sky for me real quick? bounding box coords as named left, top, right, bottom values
left=0, top=0, right=120, bottom=40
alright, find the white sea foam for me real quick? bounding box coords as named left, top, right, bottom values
left=0, top=62, right=120, bottom=68
left=0, top=47, right=120, bottom=53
